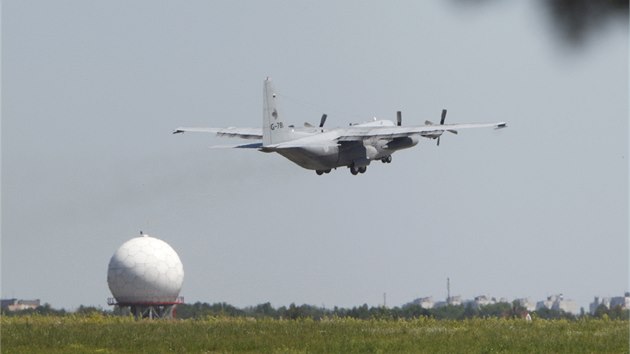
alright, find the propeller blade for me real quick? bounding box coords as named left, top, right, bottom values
left=425, top=120, right=434, bottom=125
left=437, top=109, right=447, bottom=146
left=447, top=130, right=458, bottom=135
left=304, top=122, right=314, bottom=127
left=397, top=111, right=402, bottom=126
left=319, top=114, right=327, bottom=128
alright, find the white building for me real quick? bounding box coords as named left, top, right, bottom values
left=410, top=296, right=435, bottom=309
left=472, top=295, right=494, bottom=308
left=447, top=295, right=462, bottom=306
left=0, top=299, right=40, bottom=311
left=536, top=294, right=579, bottom=314
left=515, top=298, right=537, bottom=312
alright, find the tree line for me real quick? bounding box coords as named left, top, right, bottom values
left=3, top=301, right=628, bottom=321
left=174, top=301, right=629, bottom=321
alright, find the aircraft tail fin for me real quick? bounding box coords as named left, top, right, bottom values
left=262, top=78, right=294, bottom=146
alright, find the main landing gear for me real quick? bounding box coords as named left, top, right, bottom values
left=350, top=166, right=367, bottom=175
left=381, top=155, right=392, bottom=163
left=315, top=169, right=332, bottom=175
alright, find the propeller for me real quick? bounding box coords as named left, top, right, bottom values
left=437, top=109, right=458, bottom=146
left=397, top=111, right=402, bottom=126
left=437, top=109, right=446, bottom=146
left=304, top=114, right=328, bottom=128
left=319, top=114, right=327, bottom=128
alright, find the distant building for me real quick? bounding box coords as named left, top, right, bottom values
left=1, top=299, right=40, bottom=312
left=464, top=295, right=510, bottom=310
left=536, top=294, right=578, bottom=314
left=610, top=293, right=630, bottom=309
left=406, top=293, right=592, bottom=315
left=472, top=295, right=494, bottom=309
left=409, top=295, right=463, bottom=309
left=447, top=295, right=462, bottom=306
left=590, top=292, right=630, bottom=314
left=515, top=298, right=536, bottom=312
left=590, top=297, right=612, bottom=314
left=470, top=296, right=509, bottom=309
left=410, top=296, right=435, bottom=309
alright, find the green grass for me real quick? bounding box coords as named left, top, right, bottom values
left=2, top=315, right=628, bottom=353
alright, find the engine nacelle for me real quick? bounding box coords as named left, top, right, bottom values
left=421, top=131, right=443, bottom=139
left=365, top=145, right=379, bottom=160
left=385, top=136, right=420, bottom=150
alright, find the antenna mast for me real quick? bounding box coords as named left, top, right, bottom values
left=447, top=277, right=451, bottom=305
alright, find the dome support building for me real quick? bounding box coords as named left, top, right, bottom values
left=107, top=296, right=184, bottom=319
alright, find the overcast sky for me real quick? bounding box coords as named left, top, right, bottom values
left=2, top=1, right=628, bottom=311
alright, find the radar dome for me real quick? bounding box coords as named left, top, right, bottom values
left=107, top=234, right=184, bottom=304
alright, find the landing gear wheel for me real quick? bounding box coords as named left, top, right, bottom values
left=316, top=170, right=324, bottom=175
left=324, top=169, right=331, bottom=174
left=386, top=155, right=392, bottom=163
left=358, top=166, right=367, bottom=174
left=350, top=167, right=359, bottom=175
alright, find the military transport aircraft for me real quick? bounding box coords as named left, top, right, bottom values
left=174, top=78, right=507, bottom=175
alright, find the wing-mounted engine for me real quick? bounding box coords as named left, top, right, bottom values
left=421, top=109, right=458, bottom=145
left=383, top=111, right=420, bottom=150
left=384, top=136, right=420, bottom=150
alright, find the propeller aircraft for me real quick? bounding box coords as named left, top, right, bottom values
left=174, top=78, right=507, bottom=175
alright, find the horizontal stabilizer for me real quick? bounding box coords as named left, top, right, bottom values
left=262, top=141, right=339, bottom=151
left=209, top=142, right=263, bottom=149
left=173, top=127, right=262, bottom=140
left=173, top=127, right=218, bottom=134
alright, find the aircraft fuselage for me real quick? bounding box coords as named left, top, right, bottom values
left=264, top=122, right=420, bottom=172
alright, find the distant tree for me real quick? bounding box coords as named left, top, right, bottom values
left=400, top=304, right=431, bottom=319
left=175, top=302, right=245, bottom=319
left=607, top=305, right=629, bottom=320
left=111, top=305, right=131, bottom=317
left=463, top=303, right=478, bottom=319
left=75, top=305, right=105, bottom=316
left=534, top=307, right=575, bottom=320
left=281, top=303, right=322, bottom=319
left=34, top=303, right=67, bottom=316
left=593, top=304, right=609, bottom=319
left=432, top=305, right=465, bottom=320
left=478, top=302, right=512, bottom=318
left=368, top=305, right=393, bottom=320
left=510, top=300, right=528, bottom=319
left=248, top=302, right=277, bottom=318
left=348, top=304, right=370, bottom=320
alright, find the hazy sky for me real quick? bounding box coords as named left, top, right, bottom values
left=2, top=1, right=628, bottom=311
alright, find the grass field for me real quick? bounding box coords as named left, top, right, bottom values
left=2, top=315, right=628, bottom=353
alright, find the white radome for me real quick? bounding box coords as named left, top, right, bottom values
left=107, top=234, right=184, bottom=304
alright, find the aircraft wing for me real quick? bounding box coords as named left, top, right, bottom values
left=173, top=127, right=262, bottom=140
left=336, top=122, right=506, bottom=141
